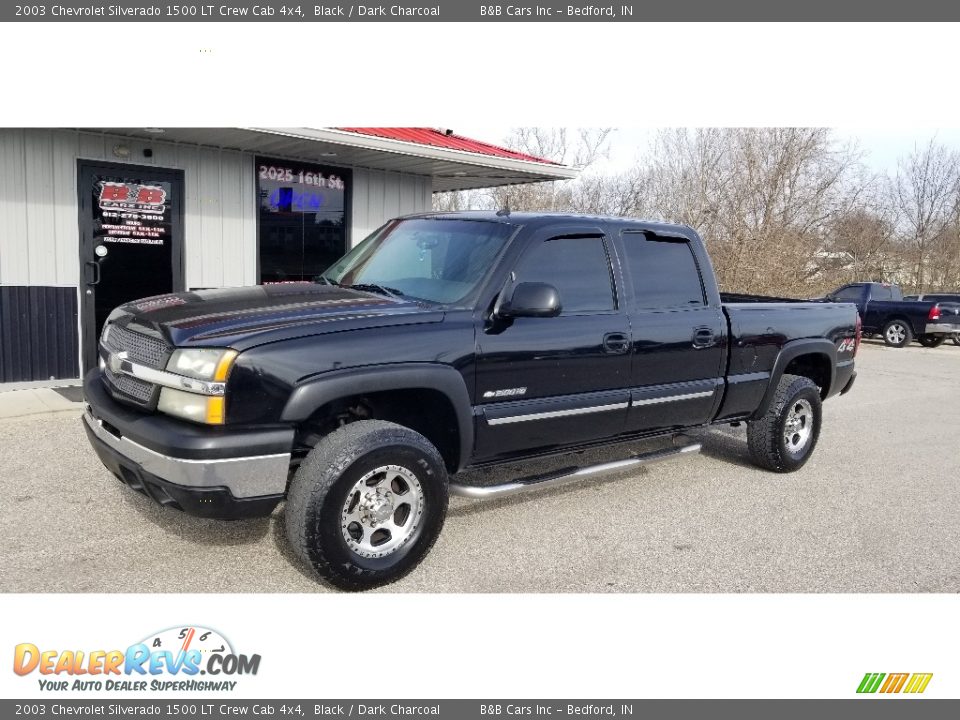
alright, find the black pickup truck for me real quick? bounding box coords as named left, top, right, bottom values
left=82, top=212, right=859, bottom=590
left=905, top=293, right=960, bottom=346
left=822, top=282, right=960, bottom=347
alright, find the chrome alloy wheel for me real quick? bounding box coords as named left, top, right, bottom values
left=885, top=322, right=907, bottom=345
left=783, top=399, right=814, bottom=456
left=340, top=464, right=424, bottom=559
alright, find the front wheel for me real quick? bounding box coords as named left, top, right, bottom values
left=882, top=319, right=913, bottom=348
left=285, top=420, right=449, bottom=591
left=747, top=374, right=823, bottom=473
left=918, top=334, right=946, bottom=348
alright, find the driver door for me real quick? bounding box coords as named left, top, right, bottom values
left=472, top=231, right=631, bottom=462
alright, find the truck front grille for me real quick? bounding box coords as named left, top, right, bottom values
left=103, top=366, right=155, bottom=406
left=102, top=323, right=171, bottom=369
left=101, top=323, right=171, bottom=408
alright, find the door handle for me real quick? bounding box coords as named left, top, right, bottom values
left=85, top=260, right=101, bottom=286
left=692, top=327, right=716, bottom=349
left=603, top=332, right=630, bottom=354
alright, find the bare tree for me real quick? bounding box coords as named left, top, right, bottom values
left=433, top=128, right=613, bottom=213
left=640, top=128, right=863, bottom=295
left=433, top=127, right=960, bottom=297
left=889, top=139, right=960, bottom=292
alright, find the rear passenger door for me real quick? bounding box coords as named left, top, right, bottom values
left=473, top=231, right=631, bottom=461
left=615, top=231, right=726, bottom=433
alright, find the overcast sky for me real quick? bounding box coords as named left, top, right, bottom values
left=457, top=127, right=960, bottom=174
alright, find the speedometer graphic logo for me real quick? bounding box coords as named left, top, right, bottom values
left=140, top=626, right=234, bottom=658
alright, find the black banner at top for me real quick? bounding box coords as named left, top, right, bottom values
left=3, top=0, right=957, bottom=21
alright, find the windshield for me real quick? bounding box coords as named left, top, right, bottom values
left=321, top=218, right=515, bottom=304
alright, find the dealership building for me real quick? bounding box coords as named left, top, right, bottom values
left=0, top=127, right=574, bottom=385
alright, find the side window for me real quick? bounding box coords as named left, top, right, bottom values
left=620, top=233, right=705, bottom=309
left=871, top=285, right=893, bottom=301
left=833, top=286, right=864, bottom=302
left=514, top=236, right=615, bottom=314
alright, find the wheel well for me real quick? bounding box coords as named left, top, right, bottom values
left=884, top=315, right=912, bottom=327
left=295, top=388, right=461, bottom=472
left=783, top=353, right=832, bottom=398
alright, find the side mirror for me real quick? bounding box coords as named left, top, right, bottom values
left=499, top=282, right=562, bottom=318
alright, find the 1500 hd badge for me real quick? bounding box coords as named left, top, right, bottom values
left=482, top=387, right=527, bottom=399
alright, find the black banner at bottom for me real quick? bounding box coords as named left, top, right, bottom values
left=3, top=700, right=958, bottom=720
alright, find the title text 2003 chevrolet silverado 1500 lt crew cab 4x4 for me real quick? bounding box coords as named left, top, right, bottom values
left=83, top=212, right=859, bottom=590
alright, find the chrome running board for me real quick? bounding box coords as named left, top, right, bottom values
left=449, top=442, right=701, bottom=500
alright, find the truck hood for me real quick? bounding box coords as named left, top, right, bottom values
left=111, top=283, right=444, bottom=350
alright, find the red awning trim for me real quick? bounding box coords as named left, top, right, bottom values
left=336, top=128, right=559, bottom=166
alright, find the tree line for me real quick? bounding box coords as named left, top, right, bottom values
left=434, top=128, right=960, bottom=297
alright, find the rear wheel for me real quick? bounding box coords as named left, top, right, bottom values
left=285, top=420, right=449, bottom=591
left=918, top=334, right=946, bottom=348
left=747, top=374, right=822, bottom=473
left=882, top=319, right=912, bottom=348
left=952, top=333, right=960, bottom=347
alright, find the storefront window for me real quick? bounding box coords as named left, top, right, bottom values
left=257, top=157, right=349, bottom=283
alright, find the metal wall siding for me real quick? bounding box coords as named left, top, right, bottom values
left=0, top=129, right=432, bottom=285
left=0, top=130, right=30, bottom=285
left=0, top=286, right=79, bottom=382
left=0, top=129, right=262, bottom=290
left=51, top=131, right=79, bottom=288
left=350, top=168, right=431, bottom=247
left=199, top=147, right=224, bottom=289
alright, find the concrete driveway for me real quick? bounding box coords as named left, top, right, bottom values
left=1, top=340, right=958, bottom=593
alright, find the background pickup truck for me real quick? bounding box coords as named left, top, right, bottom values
left=905, top=292, right=960, bottom=346
left=822, top=282, right=960, bottom=347
left=82, top=212, right=859, bottom=590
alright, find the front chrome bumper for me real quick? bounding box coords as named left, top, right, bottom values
left=82, top=409, right=290, bottom=499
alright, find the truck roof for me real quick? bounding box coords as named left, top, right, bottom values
left=400, top=210, right=699, bottom=239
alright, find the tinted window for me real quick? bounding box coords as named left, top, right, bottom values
left=620, top=234, right=705, bottom=309
left=258, top=158, right=349, bottom=283
left=871, top=285, right=894, bottom=300
left=327, top=218, right=514, bottom=304
left=514, top=236, right=615, bottom=313
left=833, top=286, right=863, bottom=301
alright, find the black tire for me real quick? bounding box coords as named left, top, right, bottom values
left=285, top=420, right=449, bottom=591
left=881, top=319, right=913, bottom=348
left=953, top=333, right=960, bottom=347
left=747, top=374, right=822, bottom=473
left=918, top=334, right=946, bottom=348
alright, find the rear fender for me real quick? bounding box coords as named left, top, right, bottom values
left=750, top=339, right=837, bottom=420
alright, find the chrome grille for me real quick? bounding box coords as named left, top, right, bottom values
left=102, top=323, right=170, bottom=369
left=103, top=366, right=155, bottom=405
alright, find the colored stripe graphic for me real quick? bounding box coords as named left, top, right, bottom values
left=880, top=673, right=909, bottom=693
left=857, top=673, right=885, bottom=693
left=857, top=672, right=932, bottom=694
left=904, top=674, right=933, bottom=694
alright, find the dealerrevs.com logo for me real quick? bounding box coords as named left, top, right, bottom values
left=13, top=626, right=261, bottom=693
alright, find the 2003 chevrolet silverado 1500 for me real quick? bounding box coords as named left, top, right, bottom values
left=82, top=212, right=860, bottom=589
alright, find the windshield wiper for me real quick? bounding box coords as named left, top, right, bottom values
left=344, top=282, right=405, bottom=299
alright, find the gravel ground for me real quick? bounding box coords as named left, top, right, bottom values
left=1, top=339, right=958, bottom=593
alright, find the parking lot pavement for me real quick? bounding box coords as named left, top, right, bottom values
left=1, top=339, right=958, bottom=593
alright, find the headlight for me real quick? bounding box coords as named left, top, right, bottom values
left=167, top=348, right=238, bottom=382
left=159, top=348, right=237, bottom=424
left=158, top=388, right=226, bottom=425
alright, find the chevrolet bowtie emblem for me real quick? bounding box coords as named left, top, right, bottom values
left=108, top=351, right=128, bottom=374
